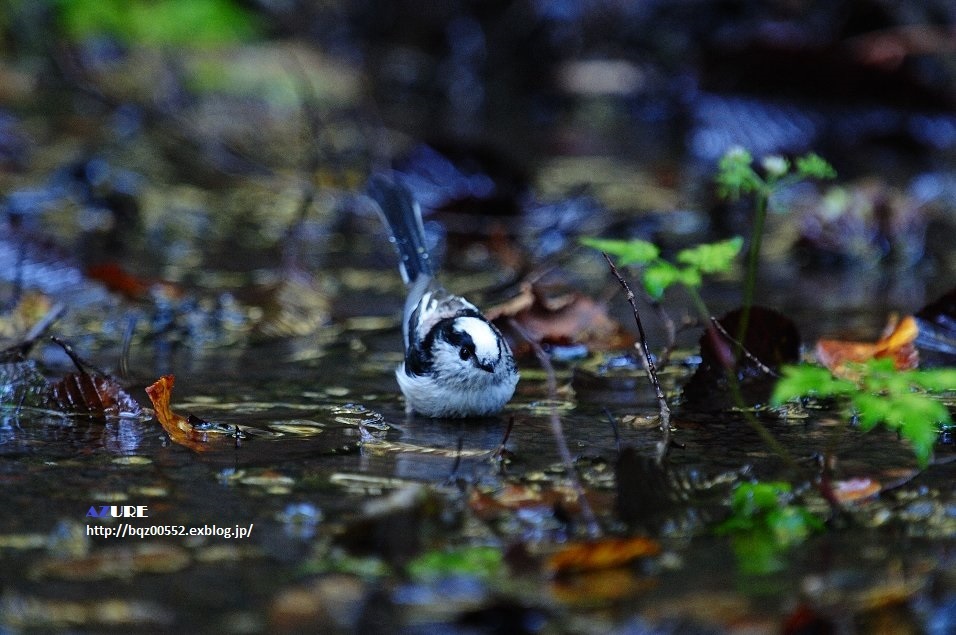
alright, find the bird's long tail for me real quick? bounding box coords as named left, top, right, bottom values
left=366, top=174, right=434, bottom=285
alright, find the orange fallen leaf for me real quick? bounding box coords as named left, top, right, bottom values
left=815, top=315, right=918, bottom=377
left=546, top=537, right=661, bottom=575
left=144, top=375, right=208, bottom=452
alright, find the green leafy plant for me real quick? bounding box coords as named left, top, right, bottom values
left=715, top=148, right=836, bottom=344
left=716, top=481, right=823, bottom=575
left=580, top=236, right=743, bottom=304
left=772, top=359, right=955, bottom=467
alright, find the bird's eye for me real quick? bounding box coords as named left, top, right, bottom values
left=459, top=345, right=473, bottom=361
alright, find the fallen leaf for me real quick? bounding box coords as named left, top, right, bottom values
left=2, top=336, right=143, bottom=417
left=546, top=537, right=660, bottom=575
left=488, top=283, right=634, bottom=356
left=831, top=478, right=881, bottom=504
left=49, top=371, right=143, bottom=418
left=144, top=375, right=209, bottom=452
left=815, top=315, right=918, bottom=377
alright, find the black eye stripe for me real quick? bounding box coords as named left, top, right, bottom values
left=409, top=310, right=499, bottom=377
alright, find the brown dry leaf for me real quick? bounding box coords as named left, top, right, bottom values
left=49, top=372, right=143, bottom=418
left=815, top=315, right=919, bottom=376
left=487, top=283, right=634, bottom=355
left=546, top=537, right=661, bottom=575
left=144, top=375, right=209, bottom=452
left=469, top=484, right=612, bottom=523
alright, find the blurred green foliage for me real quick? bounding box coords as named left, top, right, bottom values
left=716, top=481, right=823, bottom=575
left=407, top=545, right=503, bottom=582
left=53, top=0, right=259, bottom=47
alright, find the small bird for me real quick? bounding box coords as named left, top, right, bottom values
left=366, top=174, right=519, bottom=418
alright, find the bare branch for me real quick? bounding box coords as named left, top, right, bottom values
left=601, top=253, right=672, bottom=463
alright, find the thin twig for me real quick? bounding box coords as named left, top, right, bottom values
left=50, top=336, right=107, bottom=377
left=709, top=316, right=778, bottom=377
left=119, top=313, right=137, bottom=380
left=508, top=318, right=602, bottom=538
left=601, top=253, right=672, bottom=463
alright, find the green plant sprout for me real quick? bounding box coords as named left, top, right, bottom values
left=580, top=236, right=743, bottom=315
left=715, top=148, right=836, bottom=346
left=716, top=481, right=823, bottom=575
left=772, top=359, right=956, bottom=468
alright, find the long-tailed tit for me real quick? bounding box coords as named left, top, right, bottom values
left=366, top=175, right=519, bottom=418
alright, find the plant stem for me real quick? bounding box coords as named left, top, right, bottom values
left=683, top=285, right=798, bottom=469
left=737, top=188, right=769, bottom=352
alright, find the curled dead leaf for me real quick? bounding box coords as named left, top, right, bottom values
left=815, top=315, right=919, bottom=377
left=49, top=371, right=143, bottom=418
left=144, top=375, right=209, bottom=452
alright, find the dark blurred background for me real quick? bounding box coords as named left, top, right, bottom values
left=2, top=0, right=955, bottom=314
